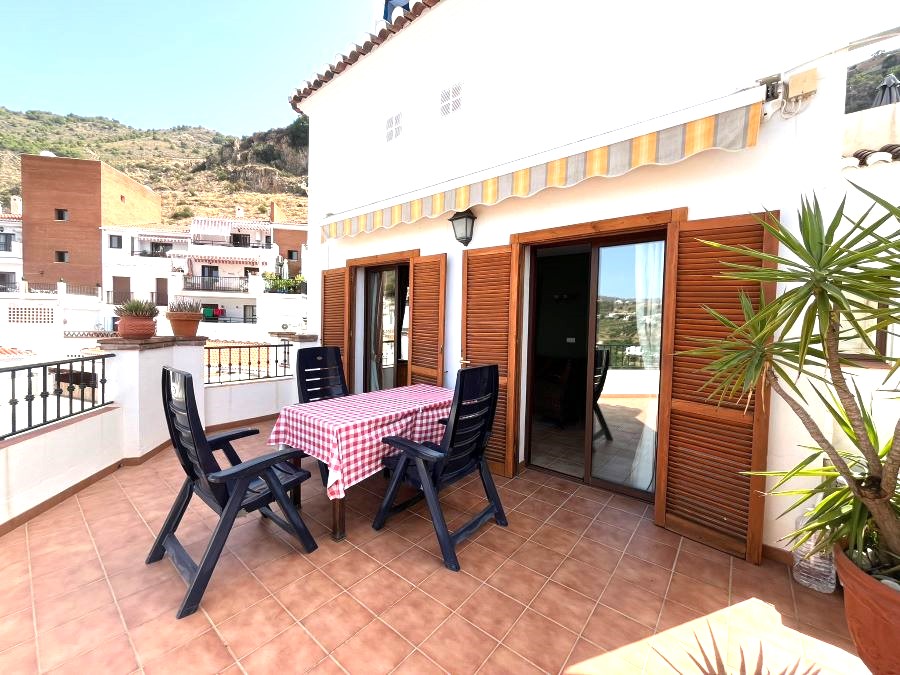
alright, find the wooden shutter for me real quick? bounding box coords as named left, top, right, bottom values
left=462, top=246, right=516, bottom=477
left=408, top=254, right=446, bottom=386
left=321, top=267, right=352, bottom=383
left=656, top=213, right=775, bottom=563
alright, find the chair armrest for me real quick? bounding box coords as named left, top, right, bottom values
left=208, top=447, right=304, bottom=483
left=207, top=427, right=259, bottom=450
left=383, top=435, right=444, bottom=462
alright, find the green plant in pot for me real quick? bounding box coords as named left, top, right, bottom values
left=166, top=298, right=203, bottom=337
left=114, top=299, right=159, bottom=339
left=689, top=186, right=900, bottom=675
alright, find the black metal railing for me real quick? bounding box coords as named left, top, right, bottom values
left=264, top=279, right=307, bottom=294
left=0, top=354, right=115, bottom=440
left=192, top=239, right=272, bottom=249
left=204, top=343, right=290, bottom=384
left=183, top=276, right=248, bottom=293
left=210, top=316, right=258, bottom=324
left=107, top=291, right=133, bottom=304
left=131, top=249, right=171, bottom=257
left=67, top=284, right=99, bottom=297
left=150, top=292, right=169, bottom=306
left=28, top=282, right=58, bottom=294
left=0, top=283, right=18, bottom=293
left=598, top=342, right=647, bottom=369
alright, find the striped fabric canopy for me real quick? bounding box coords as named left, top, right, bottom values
left=323, top=100, right=762, bottom=241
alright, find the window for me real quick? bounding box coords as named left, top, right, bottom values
left=55, top=251, right=69, bottom=263
left=109, top=234, right=122, bottom=249
left=201, top=265, right=219, bottom=277
left=264, top=235, right=272, bottom=248
left=231, top=233, right=251, bottom=247
left=150, top=242, right=172, bottom=256
left=55, top=209, right=68, bottom=221
left=287, top=250, right=300, bottom=261
left=839, top=297, right=889, bottom=361
left=386, top=113, right=402, bottom=142
left=0, top=271, right=15, bottom=291
left=440, top=83, right=462, bottom=116
left=0, top=233, right=12, bottom=252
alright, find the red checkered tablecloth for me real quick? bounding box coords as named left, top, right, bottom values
left=268, top=384, right=453, bottom=499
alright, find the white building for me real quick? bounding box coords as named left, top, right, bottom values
left=290, top=0, right=898, bottom=563
left=0, top=212, right=23, bottom=292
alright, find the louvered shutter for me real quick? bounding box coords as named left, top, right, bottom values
left=409, top=254, right=446, bottom=386
left=462, top=246, right=515, bottom=477
left=321, top=267, right=352, bottom=383
left=656, top=214, right=775, bottom=563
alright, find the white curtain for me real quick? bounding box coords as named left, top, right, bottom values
left=630, top=240, right=664, bottom=491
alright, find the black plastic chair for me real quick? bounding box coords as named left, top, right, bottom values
left=373, top=364, right=508, bottom=571
left=294, top=346, right=350, bottom=489
left=147, top=367, right=317, bottom=619
left=593, top=346, right=613, bottom=440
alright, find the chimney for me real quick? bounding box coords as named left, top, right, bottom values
left=269, top=201, right=284, bottom=223
left=10, top=196, right=22, bottom=215
left=235, top=206, right=245, bottom=218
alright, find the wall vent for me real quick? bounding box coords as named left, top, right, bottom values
left=440, top=83, right=462, bottom=116
left=9, top=306, right=55, bottom=324
left=386, top=113, right=402, bottom=142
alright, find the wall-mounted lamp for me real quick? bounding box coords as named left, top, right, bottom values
left=449, top=209, right=476, bottom=246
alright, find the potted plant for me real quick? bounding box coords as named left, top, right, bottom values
left=692, top=187, right=900, bottom=675
left=166, top=298, right=203, bottom=337
left=114, top=299, right=159, bottom=339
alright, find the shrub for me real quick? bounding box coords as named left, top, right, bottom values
left=172, top=207, right=194, bottom=219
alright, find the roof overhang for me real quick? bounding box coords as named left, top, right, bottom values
left=322, top=88, right=764, bottom=241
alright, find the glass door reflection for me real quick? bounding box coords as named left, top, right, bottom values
left=591, top=240, right=664, bottom=495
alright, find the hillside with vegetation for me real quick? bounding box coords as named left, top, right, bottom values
left=846, top=47, right=900, bottom=113
left=0, top=107, right=309, bottom=224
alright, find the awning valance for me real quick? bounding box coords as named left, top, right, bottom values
left=322, top=99, right=763, bottom=241
left=137, top=234, right=189, bottom=243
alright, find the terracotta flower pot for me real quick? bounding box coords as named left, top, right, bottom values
left=834, top=544, right=900, bottom=675
left=166, top=311, right=203, bottom=338
left=116, top=316, right=156, bottom=339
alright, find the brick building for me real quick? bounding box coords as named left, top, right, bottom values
left=269, top=201, right=307, bottom=277
left=21, top=155, right=161, bottom=286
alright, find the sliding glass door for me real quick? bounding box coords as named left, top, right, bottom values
left=364, top=266, right=410, bottom=391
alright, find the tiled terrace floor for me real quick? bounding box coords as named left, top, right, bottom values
left=0, top=421, right=867, bottom=674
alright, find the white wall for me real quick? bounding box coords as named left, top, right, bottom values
left=205, top=377, right=297, bottom=428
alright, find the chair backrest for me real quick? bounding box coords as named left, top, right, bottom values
left=594, top=346, right=611, bottom=399
left=161, top=367, right=228, bottom=508
left=296, top=347, right=349, bottom=403
left=436, top=365, right=499, bottom=483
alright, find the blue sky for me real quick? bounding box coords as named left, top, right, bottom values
left=1, top=0, right=381, bottom=136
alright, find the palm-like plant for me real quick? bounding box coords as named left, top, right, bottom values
left=689, top=184, right=900, bottom=576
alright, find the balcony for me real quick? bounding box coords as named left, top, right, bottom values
left=106, top=290, right=134, bottom=304
left=183, top=275, right=248, bottom=293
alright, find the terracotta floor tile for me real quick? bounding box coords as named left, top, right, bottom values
left=636, top=518, right=683, bottom=547
left=381, top=589, right=451, bottom=645
left=320, top=548, right=381, bottom=588
left=455, top=542, right=508, bottom=580
left=301, top=592, right=374, bottom=651
left=793, top=586, right=851, bottom=638
left=582, top=520, right=633, bottom=551
left=229, top=532, right=295, bottom=570
left=97, top=539, right=153, bottom=576
left=128, top=607, right=212, bottom=663
left=502, top=510, right=544, bottom=539
left=547, top=507, right=593, bottom=535
left=275, top=570, right=342, bottom=619
left=552, top=556, right=611, bottom=600
left=543, top=475, right=580, bottom=494
left=46, top=633, right=136, bottom=675
left=666, top=573, right=730, bottom=616
left=107, top=560, right=180, bottom=600
left=560, top=495, right=605, bottom=519
left=201, top=571, right=270, bottom=624
left=240, top=624, right=326, bottom=674
left=418, top=567, right=482, bottom=610
left=30, top=556, right=104, bottom=603
left=421, top=615, right=497, bottom=674
left=674, top=549, right=730, bottom=590
left=37, top=604, right=124, bottom=672
left=494, top=486, right=527, bottom=510
left=0, top=580, right=31, bottom=620
left=392, top=649, right=446, bottom=674
left=513, top=497, right=558, bottom=521
left=612, top=554, right=672, bottom=598
left=3, top=559, right=30, bottom=588
left=0, top=640, right=37, bottom=673
left=143, top=629, right=233, bottom=675
left=360, top=530, right=414, bottom=564
left=682, top=537, right=733, bottom=564
left=386, top=513, right=436, bottom=542
left=252, top=551, right=315, bottom=591
left=458, top=585, right=525, bottom=639
left=593, top=506, right=641, bottom=531
left=349, top=567, right=412, bottom=614
left=656, top=599, right=703, bottom=632
left=29, top=544, right=96, bottom=578
left=486, top=560, right=546, bottom=605
left=478, top=644, right=544, bottom=674
left=504, top=609, right=577, bottom=673
left=0, top=607, right=33, bottom=653
left=386, top=545, right=443, bottom=585
left=118, top=577, right=186, bottom=628
left=531, top=580, right=596, bottom=633
left=581, top=604, right=652, bottom=651
left=600, top=577, right=664, bottom=628
left=333, top=619, right=412, bottom=674
left=304, top=535, right=354, bottom=567
left=216, top=596, right=294, bottom=659
left=568, top=538, right=622, bottom=572
left=35, top=578, right=113, bottom=633
left=625, top=535, right=677, bottom=569
left=342, top=515, right=384, bottom=547
left=473, top=526, right=527, bottom=557
left=532, top=524, right=581, bottom=556
left=608, top=494, right=648, bottom=516
left=531, top=485, right=570, bottom=506
left=510, top=540, right=565, bottom=577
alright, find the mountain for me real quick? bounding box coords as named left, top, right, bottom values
left=846, top=47, right=900, bottom=114
left=0, top=107, right=309, bottom=224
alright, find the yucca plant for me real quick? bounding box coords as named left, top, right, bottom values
left=114, top=298, right=159, bottom=318
left=167, top=298, right=201, bottom=313
left=687, top=184, right=900, bottom=579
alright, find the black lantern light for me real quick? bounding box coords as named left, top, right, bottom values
left=449, top=209, right=476, bottom=246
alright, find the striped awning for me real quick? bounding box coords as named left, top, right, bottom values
left=189, top=255, right=264, bottom=266
left=323, top=99, right=763, bottom=241
left=137, top=234, right=189, bottom=243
